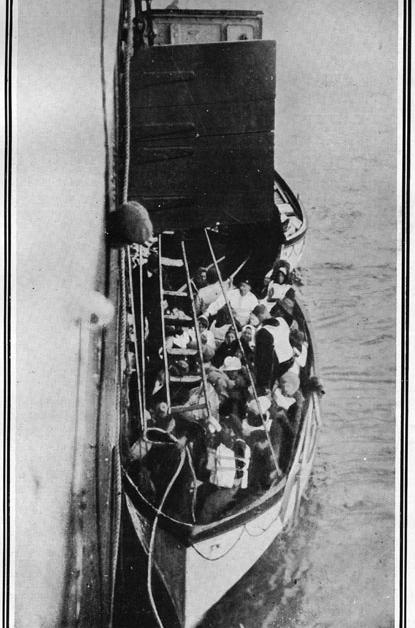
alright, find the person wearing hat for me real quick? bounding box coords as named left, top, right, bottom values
left=206, top=278, right=259, bottom=329
left=269, top=288, right=298, bottom=329
left=264, top=264, right=292, bottom=305
left=252, top=304, right=295, bottom=393
left=220, top=356, right=242, bottom=380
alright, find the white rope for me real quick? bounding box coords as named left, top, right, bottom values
left=147, top=448, right=187, bottom=628
left=127, top=246, right=145, bottom=427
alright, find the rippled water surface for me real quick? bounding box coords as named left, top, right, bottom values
left=197, top=1, right=397, bottom=626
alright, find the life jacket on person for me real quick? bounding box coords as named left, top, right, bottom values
left=234, top=438, right=251, bottom=489
left=261, top=317, right=294, bottom=363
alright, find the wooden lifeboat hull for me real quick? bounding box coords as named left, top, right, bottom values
left=124, top=391, right=321, bottom=627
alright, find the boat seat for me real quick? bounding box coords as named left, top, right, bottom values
left=170, top=374, right=201, bottom=383
left=163, top=290, right=188, bottom=297
left=167, top=348, right=198, bottom=356
left=164, top=316, right=194, bottom=327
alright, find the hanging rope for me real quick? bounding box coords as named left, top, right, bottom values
left=147, top=448, right=187, bottom=628
left=127, top=245, right=145, bottom=428
left=123, top=0, right=134, bottom=204
left=204, top=229, right=281, bottom=476
left=139, top=245, right=147, bottom=416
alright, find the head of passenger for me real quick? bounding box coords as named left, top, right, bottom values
left=244, top=396, right=272, bottom=433
left=270, top=290, right=295, bottom=321
left=279, top=371, right=300, bottom=396
left=221, top=356, right=242, bottom=381
left=251, top=304, right=268, bottom=325
left=206, top=267, right=218, bottom=285
left=275, top=268, right=288, bottom=284
left=198, top=315, right=209, bottom=334
left=154, top=402, right=174, bottom=431
left=194, top=267, right=207, bottom=288
left=271, top=261, right=290, bottom=283
left=224, top=328, right=236, bottom=345
left=241, top=324, right=255, bottom=345
left=289, top=329, right=305, bottom=351
left=220, top=413, right=243, bottom=448
left=238, top=279, right=251, bottom=297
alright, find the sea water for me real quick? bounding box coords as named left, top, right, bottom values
left=199, top=1, right=397, bottom=626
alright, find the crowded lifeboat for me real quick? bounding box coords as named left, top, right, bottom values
left=123, top=228, right=320, bottom=526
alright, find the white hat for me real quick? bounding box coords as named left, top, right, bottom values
left=221, top=356, right=242, bottom=371
left=247, top=396, right=271, bottom=415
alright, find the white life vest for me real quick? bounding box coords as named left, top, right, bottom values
left=234, top=439, right=251, bottom=489
left=267, top=282, right=291, bottom=301
left=209, top=443, right=236, bottom=488
left=261, top=318, right=293, bottom=363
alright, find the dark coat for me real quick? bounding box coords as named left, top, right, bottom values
left=254, top=318, right=280, bottom=389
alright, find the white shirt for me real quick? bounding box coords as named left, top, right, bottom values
left=196, top=280, right=231, bottom=313
left=266, top=282, right=291, bottom=301
left=206, top=288, right=259, bottom=327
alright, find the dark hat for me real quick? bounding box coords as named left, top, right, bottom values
left=289, top=329, right=305, bottom=350
left=206, top=267, right=218, bottom=284
left=239, top=278, right=251, bottom=287
left=273, top=259, right=291, bottom=274
left=271, top=295, right=295, bottom=317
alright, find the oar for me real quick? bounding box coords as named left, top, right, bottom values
left=229, top=256, right=250, bottom=282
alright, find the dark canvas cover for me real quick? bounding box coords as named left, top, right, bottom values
left=127, top=40, right=276, bottom=232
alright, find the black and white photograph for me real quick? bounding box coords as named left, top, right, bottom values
left=5, top=0, right=409, bottom=627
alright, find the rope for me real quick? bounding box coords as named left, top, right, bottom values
left=127, top=245, right=145, bottom=427
left=204, top=229, right=281, bottom=476
left=190, top=525, right=246, bottom=561
left=139, top=245, right=147, bottom=417
left=186, top=446, right=198, bottom=524
left=147, top=448, right=187, bottom=628
left=123, top=0, right=134, bottom=203
left=158, top=235, right=171, bottom=410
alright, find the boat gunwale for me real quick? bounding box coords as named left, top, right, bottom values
left=122, top=393, right=315, bottom=546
